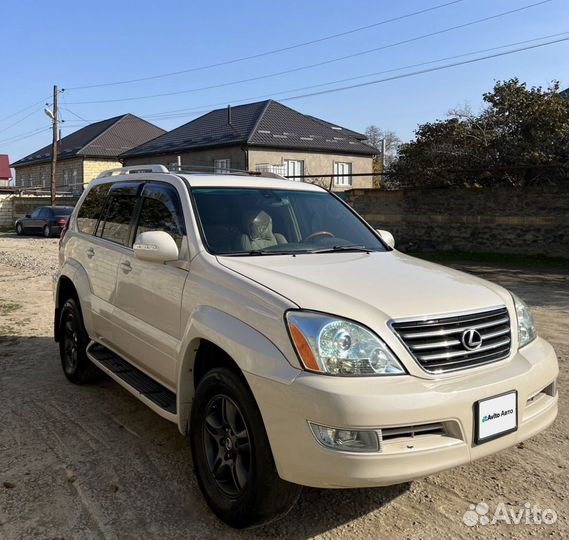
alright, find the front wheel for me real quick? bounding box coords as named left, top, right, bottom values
left=190, top=368, right=301, bottom=528
left=16, top=223, right=24, bottom=236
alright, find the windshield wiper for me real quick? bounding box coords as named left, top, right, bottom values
left=308, top=244, right=371, bottom=254
left=244, top=249, right=299, bottom=256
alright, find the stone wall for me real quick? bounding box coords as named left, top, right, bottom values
left=342, top=184, right=569, bottom=259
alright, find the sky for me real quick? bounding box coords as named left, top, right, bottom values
left=1, top=0, right=567, bottom=166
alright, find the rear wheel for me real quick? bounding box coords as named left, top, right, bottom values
left=43, top=224, right=51, bottom=238
left=16, top=223, right=24, bottom=236
left=190, top=368, right=301, bottom=528
left=59, top=298, right=99, bottom=384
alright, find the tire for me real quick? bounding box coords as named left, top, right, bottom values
left=43, top=225, right=51, bottom=238
left=58, top=298, right=99, bottom=384
left=16, top=223, right=24, bottom=236
left=190, top=368, right=301, bottom=528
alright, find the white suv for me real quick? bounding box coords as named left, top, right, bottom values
left=54, top=165, right=559, bottom=528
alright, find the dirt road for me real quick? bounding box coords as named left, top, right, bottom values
left=0, top=233, right=567, bottom=539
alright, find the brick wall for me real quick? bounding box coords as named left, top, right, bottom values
left=343, top=184, right=569, bottom=259
left=0, top=193, right=15, bottom=228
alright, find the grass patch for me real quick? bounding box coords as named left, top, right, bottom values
left=0, top=303, right=21, bottom=316
left=414, top=251, right=569, bottom=271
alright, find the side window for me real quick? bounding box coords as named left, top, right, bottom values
left=99, top=194, right=137, bottom=246
left=30, top=208, right=42, bottom=218
left=135, top=185, right=184, bottom=249
left=77, top=184, right=110, bottom=235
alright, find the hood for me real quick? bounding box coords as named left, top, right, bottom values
left=217, top=251, right=510, bottom=321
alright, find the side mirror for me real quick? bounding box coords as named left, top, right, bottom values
left=25, top=214, right=31, bottom=218
left=376, top=229, right=395, bottom=249
left=133, top=230, right=179, bottom=263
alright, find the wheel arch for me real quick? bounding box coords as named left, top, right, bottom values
left=177, top=307, right=299, bottom=435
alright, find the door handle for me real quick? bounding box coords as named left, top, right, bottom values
left=86, top=247, right=95, bottom=259
left=120, top=260, right=132, bottom=273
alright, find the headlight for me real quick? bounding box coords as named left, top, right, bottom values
left=286, top=311, right=405, bottom=376
left=512, top=293, right=536, bottom=348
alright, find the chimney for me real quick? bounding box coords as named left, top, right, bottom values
left=227, top=104, right=232, bottom=126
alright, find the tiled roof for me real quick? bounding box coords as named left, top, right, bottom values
left=122, top=100, right=377, bottom=158
left=0, top=154, right=11, bottom=179
left=11, top=114, right=165, bottom=167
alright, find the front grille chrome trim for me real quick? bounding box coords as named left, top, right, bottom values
left=390, top=306, right=512, bottom=374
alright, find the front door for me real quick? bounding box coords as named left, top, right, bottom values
left=113, top=181, right=188, bottom=389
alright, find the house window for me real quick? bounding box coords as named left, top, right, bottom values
left=214, top=159, right=231, bottom=174
left=63, top=171, right=68, bottom=186
left=284, top=159, right=304, bottom=181
left=41, top=172, right=46, bottom=188
left=28, top=175, right=33, bottom=187
left=334, top=162, right=352, bottom=186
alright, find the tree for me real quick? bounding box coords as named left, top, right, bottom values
left=389, top=79, right=569, bottom=187
left=364, top=125, right=401, bottom=167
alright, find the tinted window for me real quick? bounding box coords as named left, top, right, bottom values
left=77, top=184, right=110, bottom=235
left=135, top=185, right=184, bottom=248
left=53, top=206, right=73, bottom=216
left=30, top=208, right=42, bottom=219
left=192, top=188, right=385, bottom=255
left=99, top=194, right=137, bottom=246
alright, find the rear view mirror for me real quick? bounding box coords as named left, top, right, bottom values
left=376, top=229, right=395, bottom=249
left=133, top=231, right=179, bottom=263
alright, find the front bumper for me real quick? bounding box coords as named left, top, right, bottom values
left=245, top=336, right=558, bottom=488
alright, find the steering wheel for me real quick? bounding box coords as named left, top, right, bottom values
left=304, top=230, right=335, bottom=242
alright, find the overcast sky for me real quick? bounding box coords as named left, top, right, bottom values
left=1, top=0, right=567, bottom=163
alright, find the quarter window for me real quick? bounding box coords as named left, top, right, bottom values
left=77, top=184, right=110, bottom=235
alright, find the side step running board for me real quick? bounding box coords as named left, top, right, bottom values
left=87, top=342, right=177, bottom=414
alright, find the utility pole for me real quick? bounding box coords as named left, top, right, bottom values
left=50, top=85, right=58, bottom=206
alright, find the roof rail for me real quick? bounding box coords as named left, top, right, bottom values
left=97, top=164, right=169, bottom=178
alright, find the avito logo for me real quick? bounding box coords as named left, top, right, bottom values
left=482, top=409, right=514, bottom=423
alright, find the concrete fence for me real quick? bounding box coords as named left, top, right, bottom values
left=0, top=193, right=79, bottom=229
left=342, top=184, right=569, bottom=259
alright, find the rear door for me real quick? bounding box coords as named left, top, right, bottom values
left=113, top=181, right=188, bottom=388
left=76, top=181, right=142, bottom=343
left=27, top=208, right=44, bottom=232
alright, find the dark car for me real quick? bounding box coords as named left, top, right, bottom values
left=15, top=206, right=74, bottom=238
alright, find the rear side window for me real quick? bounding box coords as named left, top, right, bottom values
left=99, top=195, right=137, bottom=246
left=77, top=184, right=109, bottom=234
left=135, top=185, right=185, bottom=248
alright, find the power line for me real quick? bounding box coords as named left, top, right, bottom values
left=0, top=96, right=50, bottom=124
left=280, top=37, right=568, bottom=103
left=64, top=0, right=466, bottom=90
left=66, top=0, right=554, bottom=105
left=130, top=33, right=569, bottom=123
left=0, top=127, right=51, bottom=147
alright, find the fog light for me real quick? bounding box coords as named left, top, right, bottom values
left=309, top=422, right=380, bottom=452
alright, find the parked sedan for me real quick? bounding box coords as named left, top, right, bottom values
left=16, top=206, right=74, bottom=238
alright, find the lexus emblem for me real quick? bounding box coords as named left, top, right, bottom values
left=461, top=328, right=483, bottom=350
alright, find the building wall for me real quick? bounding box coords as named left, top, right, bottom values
left=342, top=184, right=569, bottom=258
left=13, top=157, right=120, bottom=193
left=248, top=148, right=374, bottom=190
left=83, top=159, right=122, bottom=185
left=123, top=147, right=247, bottom=172
left=123, top=146, right=374, bottom=190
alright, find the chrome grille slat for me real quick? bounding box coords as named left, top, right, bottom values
left=400, top=316, right=509, bottom=339
left=391, top=307, right=511, bottom=373
left=418, top=337, right=511, bottom=362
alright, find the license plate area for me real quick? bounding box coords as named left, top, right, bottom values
left=475, top=390, right=518, bottom=444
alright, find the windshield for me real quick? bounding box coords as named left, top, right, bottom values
left=191, top=187, right=386, bottom=255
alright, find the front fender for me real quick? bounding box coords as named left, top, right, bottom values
left=177, top=306, right=300, bottom=434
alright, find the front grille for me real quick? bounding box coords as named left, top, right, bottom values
left=390, top=306, right=511, bottom=374
left=381, top=423, right=446, bottom=441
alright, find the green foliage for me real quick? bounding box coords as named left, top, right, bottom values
left=389, top=79, right=569, bottom=187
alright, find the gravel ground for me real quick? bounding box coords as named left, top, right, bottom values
left=0, top=233, right=567, bottom=539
